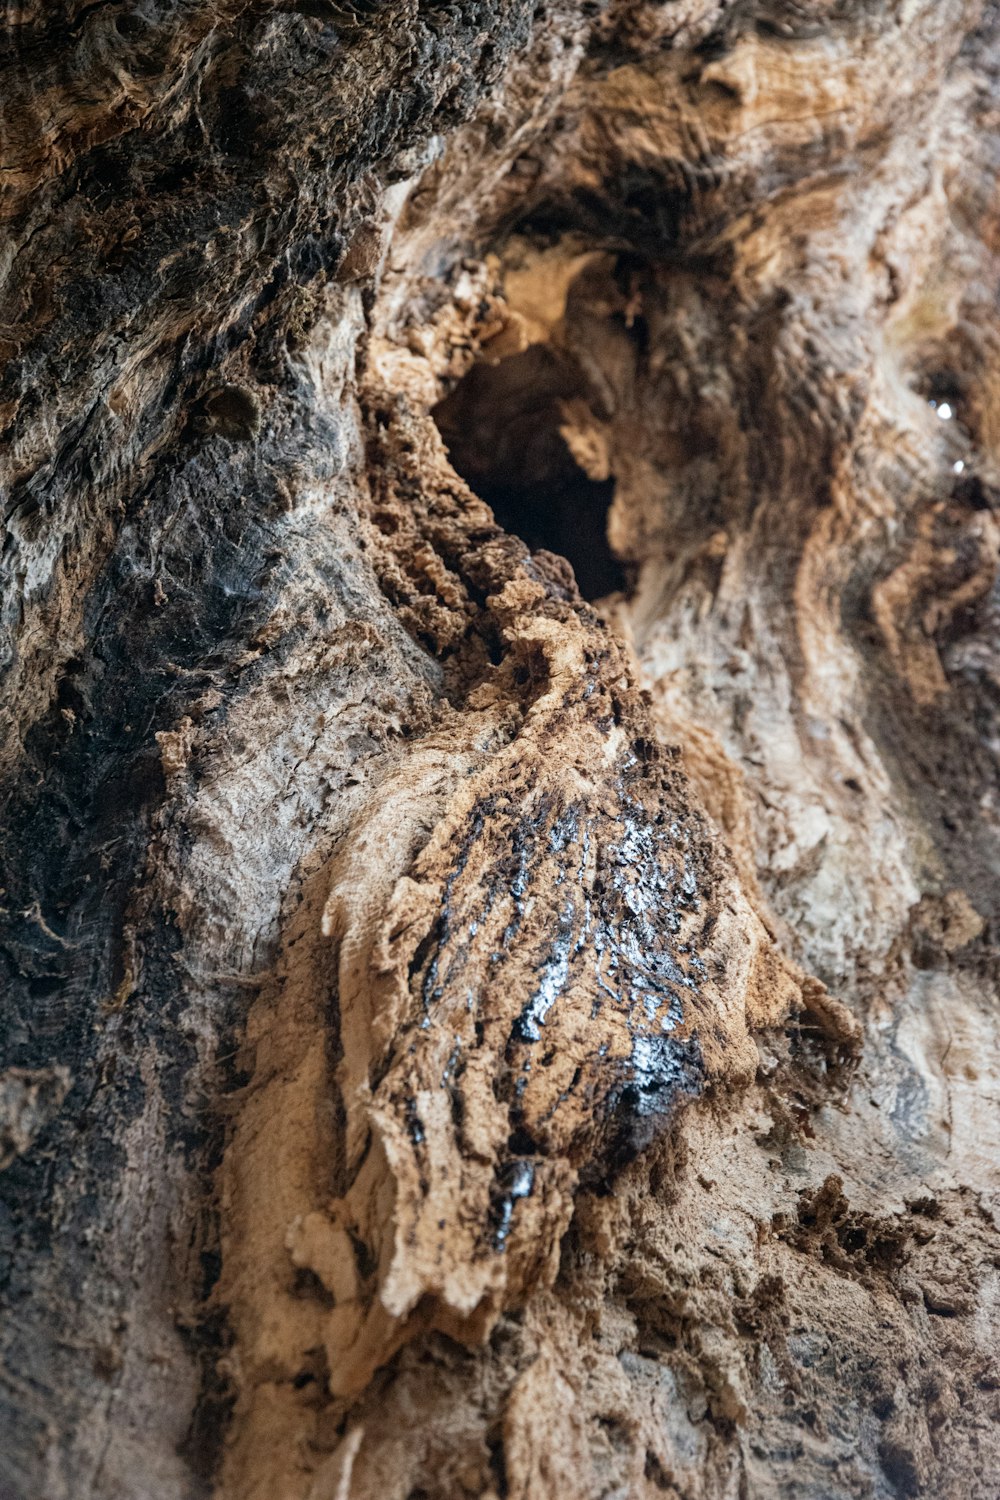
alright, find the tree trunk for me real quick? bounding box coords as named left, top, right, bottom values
left=2, top=3, right=999, bottom=1497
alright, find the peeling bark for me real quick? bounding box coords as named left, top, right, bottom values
left=1, top=4, right=999, bottom=1499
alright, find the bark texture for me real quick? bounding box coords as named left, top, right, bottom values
left=1, top=3, right=999, bottom=1498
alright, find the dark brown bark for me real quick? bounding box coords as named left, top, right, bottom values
left=1, top=4, right=999, bottom=1498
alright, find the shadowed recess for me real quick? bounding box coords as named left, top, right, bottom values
left=433, top=344, right=628, bottom=602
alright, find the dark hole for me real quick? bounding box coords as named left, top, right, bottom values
left=644, top=1450, right=673, bottom=1490
left=487, top=1433, right=509, bottom=1499
left=433, top=346, right=629, bottom=603
left=598, top=1414, right=630, bottom=1451
left=28, top=974, right=67, bottom=999
left=925, top=370, right=963, bottom=405
left=507, top=1124, right=537, bottom=1154
left=114, top=13, right=145, bottom=39
left=291, top=1266, right=334, bottom=1307
left=200, top=384, right=260, bottom=442
left=954, top=472, right=996, bottom=511
left=347, top=1227, right=378, bottom=1281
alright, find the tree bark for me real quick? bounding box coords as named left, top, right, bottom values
left=1, top=3, right=999, bottom=1498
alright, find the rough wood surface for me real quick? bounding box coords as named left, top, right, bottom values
left=1, top=3, right=998, bottom=1498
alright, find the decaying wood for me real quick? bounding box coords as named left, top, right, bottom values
left=1, top=3, right=998, bottom=1498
